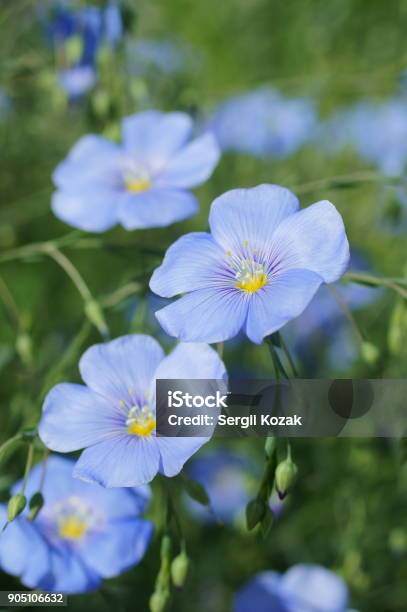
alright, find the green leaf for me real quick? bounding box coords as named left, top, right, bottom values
left=260, top=506, right=274, bottom=538
left=0, top=435, right=23, bottom=466
left=246, top=497, right=266, bottom=530
left=181, top=474, right=210, bottom=506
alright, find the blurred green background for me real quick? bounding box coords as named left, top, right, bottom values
left=0, top=0, right=406, bottom=610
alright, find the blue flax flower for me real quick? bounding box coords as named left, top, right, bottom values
left=207, top=87, right=316, bottom=158
left=235, top=565, right=350, bottom=612
left=39, top=335, right=226, bottom=487
left=286, top=250, right=380, bottom=374
left=186, top=450, right=256, bottom=524
left=52, top=111, right=220, bottom=232
left=323, top=98, right=407, bottom=176
left=48, top=2, right=122, bottom=99
left=186, top=450, right=283, bottom=524
left=150, top=184, right=350, bottom=344
left=0, top=456, right=152, bottom=593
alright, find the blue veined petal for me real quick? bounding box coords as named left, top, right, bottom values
left=280, top=564, right=348, bottom=612
left=77, top=518, right=153, bottom=578
left=149, top=232, right=226, bottom=298
left=155, top=133, right=220, bottom=189
left=154, top=342, right=227, bottom=380
left=245, top=269, right=323, bottom=343
left=79, top=334, right=164, bottom=403
left=122, top=111, right=192, bottom=171
left=234, top=571, right=286, bottom=612
left=39, top=384, right=123, bottom=453
left=53, top=135, right=121, bottom=189
left=155, top=287, right=248, bottom=343
left=0, top=506, right=52, bottom=590
left=209, top=185, right=299, bottom=255
left=157, top=438, right=210, bottom=477
left=118, top=189, right=198, bottom=230
left=269, top=200, right=350, bottom=283
left=46, top=547, right=101, bottom=594
left=51, top=188, right=119, bottom=232
left=11, top=456, right=76, bottom=502
left=73, top=480, right=151, bottom=519
left=73, top=435, right=161, bottom=487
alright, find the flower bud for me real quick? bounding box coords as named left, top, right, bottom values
left=275, top=457, right=297, bottom=499
left=171, top=550, right=189, bottom=588
left=29, top=492, right=44, bottom=521
left=149, top=589, right=168, bottom=612
left=361, top=341, right=379, bottom=365
left=15, top=333, right=33, bottom=367
left=7, top=494, right=26, bottom=522
left=264, top=436, right=276, bottom=459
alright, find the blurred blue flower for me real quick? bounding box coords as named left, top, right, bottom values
left=186, top=450, right=283, bottom=524
left=206, top=87, right=316, bottom=158
left=323, top=98, right=407, bottom=176
left=39, top=335, right=226, bottom=487
left=150, top=184, right=350, bottom=344
left=235, top=565, right=350, bottom=612
left=0, top=456, right=152, bottom=593
left=286, top=250, right=380, bottom=374
left=47, top=1, right=123, bottom=98
left=186, top=451, right=256, bottom=524
left=127, top=39, right=186, bottom=76
left=52, top=110, right=220, bottom=231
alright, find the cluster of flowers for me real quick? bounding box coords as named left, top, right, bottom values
left=44, top=0, right=123, bottom=98
left=1, top=103, right=352, bottom=604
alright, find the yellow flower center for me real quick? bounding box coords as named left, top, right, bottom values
left=126, top=404, right=156, bottom=437
left=59, top=516, right=88, bottom=541
left=126, top=178, right=151, bottom=193
left=234, top=259, right=268, bottom=293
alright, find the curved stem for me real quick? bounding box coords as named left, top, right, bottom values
left=44, top=244, right=92, bottom=302
left=294, top=171, right=400, bottom=196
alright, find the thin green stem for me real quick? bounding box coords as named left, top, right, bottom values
left=294, top=171, right=400, bottom=196
left=44, top=244, right=92, bottom=302
left=21, top=443, right=34, bottom=495
left=327, top=285, right=365, bottom=344
left=0, top=274, right=21, bottom=328
left=343, top=272, right=407, bottom=299
left=280, top=335, right=299, bottom=377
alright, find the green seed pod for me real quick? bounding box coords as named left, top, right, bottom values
left=7, top=494, right=27, bottom=522
left=360, top=341, right=380, bottom=365
left=15, top=333, right=33, bottom=367
left=171, top=550, right=189, bottom=588
left=275, top=457, right=297, bottom=499
left=29, top=492, right=44, bottom=521
left=264, top=436, right=277, bottom=459
left=149, top=589, right=168, bottom=612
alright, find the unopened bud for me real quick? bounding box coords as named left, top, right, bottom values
left=171, top=550, right=189, bottom=588
left=7, top=494, right=26, bottom=522
left=361, top=341, right=380, bottom=365
left=16, top=333, right=33, bottom=366
left=29, top=492, right=44, bottom=521
left=275, top=457, right=297, bottom=499
left=264, top=436, right=276, bottom=459
left=65, top=35, right=84, bottom=65
left=149, top=589, right=168, bottom=612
